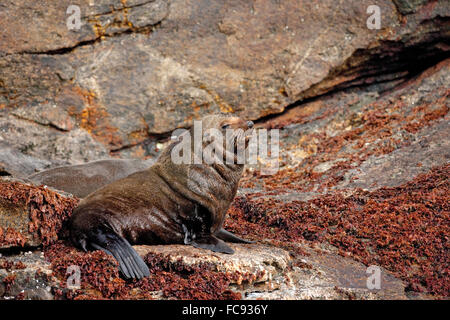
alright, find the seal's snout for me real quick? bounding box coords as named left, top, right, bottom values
left=246, top=120, right=254, bottom=129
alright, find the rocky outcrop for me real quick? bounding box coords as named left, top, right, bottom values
left=0, top=241, right=412, bottom=300
left=135, top=243, right=410, bottom=300
left=234, top=58, right=449, bottom=297
left=1, top=0, right=448, bottom=161
left=0, top=142, right=54, bottom=178
left=0, top=251, right=56, bottom=300
left=0, top=0, right=448, bottom=300
left=0, top=179, right=78, bottom=249
left=0, top=179, right=422, bottom=300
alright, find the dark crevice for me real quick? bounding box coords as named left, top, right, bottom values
left=11, top=114, right=70, bottom=133
left=0, top=245, right=42, bottom=257
left=391, top=0, right=429, bottom=16
left=17, top=39, right=100, bottom=56
left=12, top=22, right=162, bottom=57
left=256, top=31, right=449, bottom=125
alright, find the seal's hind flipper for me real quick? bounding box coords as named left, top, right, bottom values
left=87, top=228, right=150, bottom=280
left=215, top=228, right=254, bottom=244
left=191, top=235, right=234, bottom=254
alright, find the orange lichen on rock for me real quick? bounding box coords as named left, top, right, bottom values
left=68, top=86, right=123, bottom=149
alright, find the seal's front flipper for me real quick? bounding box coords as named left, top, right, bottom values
left=215, top=228, right=254, bottom=244
left=87, top=227, right=150, bottom=280
left=191, top=235, right=234, bottom=254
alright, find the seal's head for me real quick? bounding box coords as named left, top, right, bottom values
left=200, top=114, right=254, bottom=166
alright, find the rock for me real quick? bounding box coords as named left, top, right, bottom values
left=12, top=103, right=75, bottom=132
left=0, top=113, right=110, bottom=165
left=133, top=243, right=410, bottom=300
left=313, top=158, right=348, bottom=174
left=135, top=244, right=290, bottom=285
left=392, top=0, right=429, bottom=14
left=260, top=58, right=450, bottom=193
left=338, top=117, right=449, bottom=191
left=0, top=242, right=411, bottom=300
left=0, top=193, right=38, bottom=248
left=1, top=1, right=448, bottom=159
left=234, top=58, right=449, bottom=298
left=0, top=179, right=78, bottom=249
left=0, top=141, right=54, bottom=178
left=0, top=251, right=56, bottom=300
left=0, top=0, right=169, bottom=55
left=290, top=244, right=408, bottom=300
left=0, top=0, right=448, bottom=300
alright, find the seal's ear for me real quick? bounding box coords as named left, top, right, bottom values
left=190, top=235, right=234, bottom=254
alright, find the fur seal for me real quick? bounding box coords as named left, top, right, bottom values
left=27, top=159, right=154, bottom=198
left=69, top=115, right=254, bottom=279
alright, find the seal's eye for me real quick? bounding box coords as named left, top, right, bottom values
left=221, top=124, right=230, bottom=130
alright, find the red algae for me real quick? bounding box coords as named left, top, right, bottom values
left=241, top=87, right=449, bottom=195
left=2, top=274, right=16, bottom=294
left=143, top=253, right=241, bottom=300
left=44, top=241, right=128, bottom=300
left=0, top=181, right=79, bottom=246
left=44, top=241, right=243, bottom=300
left=0, top=259, right=26, bottom=271
left=0, top=227, right=27, bottom=247
left=227, top=164, right=450, bottom=296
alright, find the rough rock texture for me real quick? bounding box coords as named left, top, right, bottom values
left=0, top=180, right=421, bottom=300
left=0, top=179, right=79, bottom=249
left=232, top=59, right=449, bottom=298
left=135, top=243, right=410, bottom=300
left=0, top=1, right=448, bottom=300
left=0, top=141, right=55, bottom=178
left=0, top=194, right=38, bottom=248
left=135, top=244, right=291, bottom=286
left=1, top=0, right=448, bottom=159
left=0, top=251, right=56, bottom=300
left=0, top=241, right=412, bottom=300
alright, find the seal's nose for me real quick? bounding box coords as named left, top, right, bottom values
left=246, top=120, right=254, bottom=129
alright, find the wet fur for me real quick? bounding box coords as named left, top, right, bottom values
left=69, top=115, right=253, bottom=279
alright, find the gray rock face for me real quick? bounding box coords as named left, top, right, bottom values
left=134, top=243, right=410, bottom=300
left=0, top=251, right=56, bottom=300
left=0, top=141, right=53, bottom=178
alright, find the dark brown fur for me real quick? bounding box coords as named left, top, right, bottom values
left=27, top=159, right=154, bottom=198
left=69, top=115, right=254, bottom=279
